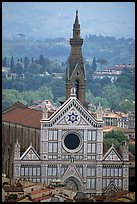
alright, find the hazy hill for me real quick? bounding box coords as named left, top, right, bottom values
left=2, top=35, right=135, bottom=67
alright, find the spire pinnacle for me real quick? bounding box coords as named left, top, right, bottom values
left=74, top=10, right=80, bottom=30
left=98, top=101, right=102, bottom=110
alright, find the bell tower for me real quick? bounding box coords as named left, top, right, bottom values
left=66, top=10, right=86, bottom=105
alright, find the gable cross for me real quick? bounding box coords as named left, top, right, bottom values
left=29, top=150, right=33, bottom=159
left=111, top=150, right=116, bottom=160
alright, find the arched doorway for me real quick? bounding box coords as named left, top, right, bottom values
left=64, top=176, right=82, bottom=192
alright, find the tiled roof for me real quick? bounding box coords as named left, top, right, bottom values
left=30, top=188, right=51, bottom=195
left=2, top=103, right=42, bottom=129
left=32, top=194, right=52, bottom=201
left=103, top=113, right=121, bottom=118
left=103, top=126, right=134, bottom=133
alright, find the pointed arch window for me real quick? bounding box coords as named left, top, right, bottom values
left=75, top=79, right=79, bottom=98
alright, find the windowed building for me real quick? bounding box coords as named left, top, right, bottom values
left=12, top=11, right=129, bottom=196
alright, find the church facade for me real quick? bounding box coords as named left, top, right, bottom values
left=13, top=11, right=129, bottom=195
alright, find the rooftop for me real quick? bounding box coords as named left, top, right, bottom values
left=2, top=102, right=42, bottom=129
left=103, top=126, right=135, bottom=133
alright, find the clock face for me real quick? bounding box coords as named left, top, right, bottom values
left=64, top=133, right=80, bottom=150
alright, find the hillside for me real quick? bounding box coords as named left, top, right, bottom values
left=2, top=35, right=135, bottom=66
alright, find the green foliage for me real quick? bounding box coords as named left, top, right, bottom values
left=47, top=78, right=65, bottom=101
left=103, top=130, right=129, bottom=151
left=2, top=85, right=54, bottom=111
left=23, top=56, right=30, bottom=71
left=104, top=130, right=129, bottom=143
left=2, top=35, right=135, bottom=112
left=37, top=85, right=54, bottom=101
left=10, top=56, right=15, bottom=73
left=96, top=58, right=108, bottom=70
left=118, top=100, right=135, bottom=113
left=101, top=84, right=121, bottom=111
left=91, top=57, right=97, bottom=72
left=8, top=194, right=18, bottom=201
left=103, top=137, right=120, bottom=151
left=2, top=89, right=26, bottom=111
left=116, top=68, right=135, bottom=90
left=29, top=62, right=42, bottom=74
left=2, top=56, right=8, bottom=67
left=128, top=143, right=135, bottom=155
left=14, top=60, right=23, bottom=77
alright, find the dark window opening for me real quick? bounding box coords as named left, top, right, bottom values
left=75, top=80, right=79, bottom=99
left=64, top=134, right=80, bottom=150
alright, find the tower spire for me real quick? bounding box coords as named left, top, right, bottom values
left=73, top=10, right=80, bottom=39
left=74, top=10, right=80, bottom=29
left=66, top=11, right=86, bottom=105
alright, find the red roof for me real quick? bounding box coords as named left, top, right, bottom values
left=32, top=194, right=52, bottom=201
left=103, top=126, right=134, bottom=133
left=2, top=103, right=42, bottom=129
left=31, top=188, right=51, bottom=195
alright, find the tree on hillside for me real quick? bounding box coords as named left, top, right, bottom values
left=118, top=100, right=135, bottom=113
left=96, top=58, right=108, bottom=71
left=91, top=57, right=97, bottom=72
left=37, top=85, right=54, bottom=101
left=29, top=61, right=42, bottom=74
left=14, top=59, right=23, bottom=78
left=101, top=84, right=121, bottom=111
left=10, top=56, right=15, bottom=73
left=103, top=130, right=129, bottom=151
left=2, top=56, right=8, bottom=67
left=38, top=54, right=46, bottom=73
left=23, top=56, right=30, bottom=71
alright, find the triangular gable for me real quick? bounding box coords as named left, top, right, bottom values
left=61, top=165, right=83, bottom=184
left=104, top=180, right=119, bottom=194
left=57, top=107, right=90, bottom=126
left=41, top=97, right=103, bottom=128
left=20, top=146, right=40, bottom=161
left=103, top=145, right=122, bottom=161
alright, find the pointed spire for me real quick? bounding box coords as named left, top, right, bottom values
left=97, top=101, right=102, bottom=110
left=74, top=10, right=80, bottom=29
left=73, top=10, right=81, bottom=39
left=16, top=138, right=19, bottom=145
left=15, top=137, right=20, bottom=147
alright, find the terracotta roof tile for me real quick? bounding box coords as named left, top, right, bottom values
left=32, top=194, right=52, bottom=201
left=103, top=126, right=134, bottom=133
left=2, top=105, right=42, bottom=129
left=30, top=188, right=51, bottom=195
left=104, top=113, right=121, bottom=118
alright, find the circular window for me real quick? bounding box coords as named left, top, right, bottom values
left=64, top=133, right=80, bottom=150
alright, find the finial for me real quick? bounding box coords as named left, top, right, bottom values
left=16, top=137, right=20, bottom=146
left=74, top=10, right=80, bottom=27
left=70, top=87, right=76, bottom=97
left=98, top=101, right=102, bottom=110
left=112, top=143, right=114, bottom=147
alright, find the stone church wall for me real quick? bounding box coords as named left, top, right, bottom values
left=2, top=121, right=40, bottom=178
